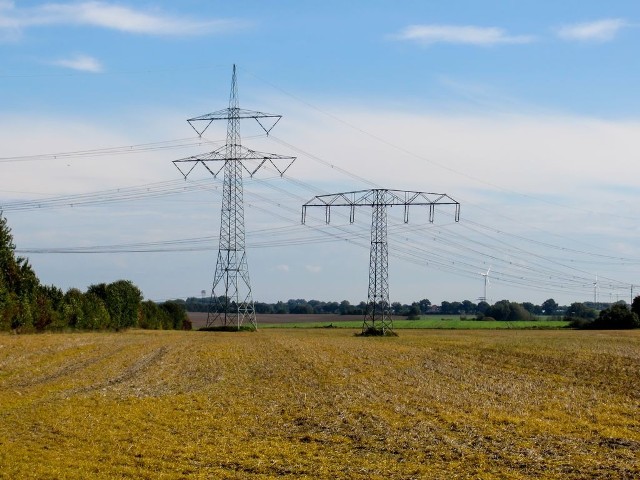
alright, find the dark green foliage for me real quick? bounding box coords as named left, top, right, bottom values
left=357, top=327, right=398, bottom=337
left=80, top=292, right=110, bottom=330
left=631, top=296, right=640, bottom=317
left=480, top=300, right=535, bottom=321
left=139, top=300, right=168, bottom=330
left=589, top=304, right=639, bottom=330
left=476, top=301, right=490, bottom=315
left=417, top=298, right=432, bottom=313
left=541, top=298, right=558, bottom=315
left=255, top=302, right=275, bottom=314
left=199, top=325, right=255, bottom=332
left=406, top=304, right=421, bottom=320
left=89, top=280, right=142, bottom=330
left=138, top=300, right=192, bottom=330
left=565, top=302, right=598, bottom=328
left=159, top=300, right=191, bottom=330
left=0, top=213, right=39, bottom=332
left=0, top=214, right=188, bottom=333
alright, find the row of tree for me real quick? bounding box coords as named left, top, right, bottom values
left=0, top=214, right=190, bottom=333
left=184, top=295, right=640, bottom=329
left=564, top=300, right=640, bottom=329
left=182, top=296, right=561, bottom=317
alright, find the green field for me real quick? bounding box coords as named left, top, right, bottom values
left=1, top=328, right=638, bottom=479
left=261, top=317, right=569, bottom=330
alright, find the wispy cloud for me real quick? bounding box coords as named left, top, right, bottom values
left=276, top=264, right=290, bottom=272
left=393, top=24, right=534, bottom=46
left=50, top=54, right=103, bottom=73
left=556, top=18, right=628, bottom=42
left=0, top=1, right=248, bottom=38
left=305, top=265, right=322, bottom=274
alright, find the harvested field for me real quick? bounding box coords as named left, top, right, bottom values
left=0, top=329, right=639, bottom=479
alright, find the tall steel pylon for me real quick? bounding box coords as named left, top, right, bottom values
left=302, top=189, right=460, bottom=335
left=173, top=65, right=295, bottom=330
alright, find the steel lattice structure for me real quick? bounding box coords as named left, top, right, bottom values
left=302, top=189, right=460, bottom=334
left=173, top=65, right=295, bottom=330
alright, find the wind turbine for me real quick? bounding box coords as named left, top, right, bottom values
left=480, top=266, right=491, bottom=303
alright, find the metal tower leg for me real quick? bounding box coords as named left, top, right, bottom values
left=206, top=66, right=256, bottom=330
left=363, top=190, right=392, bottom=334
left=173, top=65, right=295, bottom=331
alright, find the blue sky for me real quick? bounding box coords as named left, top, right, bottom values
left=1, top=1, right=640, bottom=307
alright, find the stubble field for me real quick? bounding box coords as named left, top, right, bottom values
left=0, top=328, right=639, bottom=479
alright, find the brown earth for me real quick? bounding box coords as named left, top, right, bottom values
left=188, top=312, right=376, bottom=328
left=1, top=329, right=639, bottom=479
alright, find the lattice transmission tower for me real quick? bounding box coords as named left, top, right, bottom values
left=173, top=65, right=295, bottom=330
left=302, top=189, right=460, bottom=335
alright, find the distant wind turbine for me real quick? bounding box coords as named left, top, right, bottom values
left=480, top=266, right=491, bottom=303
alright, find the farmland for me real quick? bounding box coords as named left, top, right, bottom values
left=1, top=329, right=639, bottom=479
left=188, top=312, right=570, bottom=330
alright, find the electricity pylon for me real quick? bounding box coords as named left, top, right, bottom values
left=302, top=189, right=460, bottom=335
left=173, top=65, right=295, bottom=330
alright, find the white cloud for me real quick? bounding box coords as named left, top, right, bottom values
left=0, top=1, right=247, bottom=38
left=276, top=264, right=290, bottom=272
left=556, top=18, right=628, bottom=42
left=2, top=102, right=640, bottom=305
left=50, top=54, right=103, bottom=73
left=392, top=24, right=534, bottom=46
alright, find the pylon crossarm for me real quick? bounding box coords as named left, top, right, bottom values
left=255, top=115, right=282, bottom=135
left=173, top=146, right=295, bottom=179
left=302, top=189, right=460, bottom=226
left=173, top=64, right=291, bottom=331
left=302, top=187, right=460, bottom=336
left=172, top=159, right=200, bottom=179
left=188, top=108, right=283, bottom=136
left=303, top=189, right=460, bottom=208
left=188, top=108, right=282, bottom=122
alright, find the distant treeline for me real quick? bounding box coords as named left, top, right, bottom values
left=181, top=296, right=559, bottom=317
left=0, top=214, right=190, bottom=333
left=182, top=295, right=640, bottom=329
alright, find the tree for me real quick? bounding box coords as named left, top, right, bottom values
left=290, top=303, right=313, bottom=314
left=461, top=300, right=476, bottom=315
left=591, top=304, right=639, bottom=329
left=417, top=298, right=431, bottom=314
left=88, top=280, right=142, bottom=330
left=139, top=300, right=167, bottom=329
left=391, top=302, right=405, bottom=315
left=340, top=300, right=363, bottom=315
left=79, top=292, right=111, bottom=330
left=254, top=302, right=274, bottom=314
left=0, top=213, right=40, bottom=331
left=483, top=300, right=534, bottom=321
left=274, top=301, right=289, bottom=314
left=564, top=302, right=598, bottom=328
left=565, top=302, right=597, bottom=320
left=541, top=298, right=558, bottom=316
left=631, top=296, right=640, bottom=317
left=476, top=301, right=490, bottom=315
left=406, top=303, right=421, bottom=320
left=440, top=301, right=453, bottom=314
left=160, top=300, right=191, bottom=330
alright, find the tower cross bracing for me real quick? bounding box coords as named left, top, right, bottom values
left=173, top=65, right=295, bottom=330
left=303, top=189, right=460, bottom=334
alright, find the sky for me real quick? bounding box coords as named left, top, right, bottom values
left=1, top=0, right=640, bottom=307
